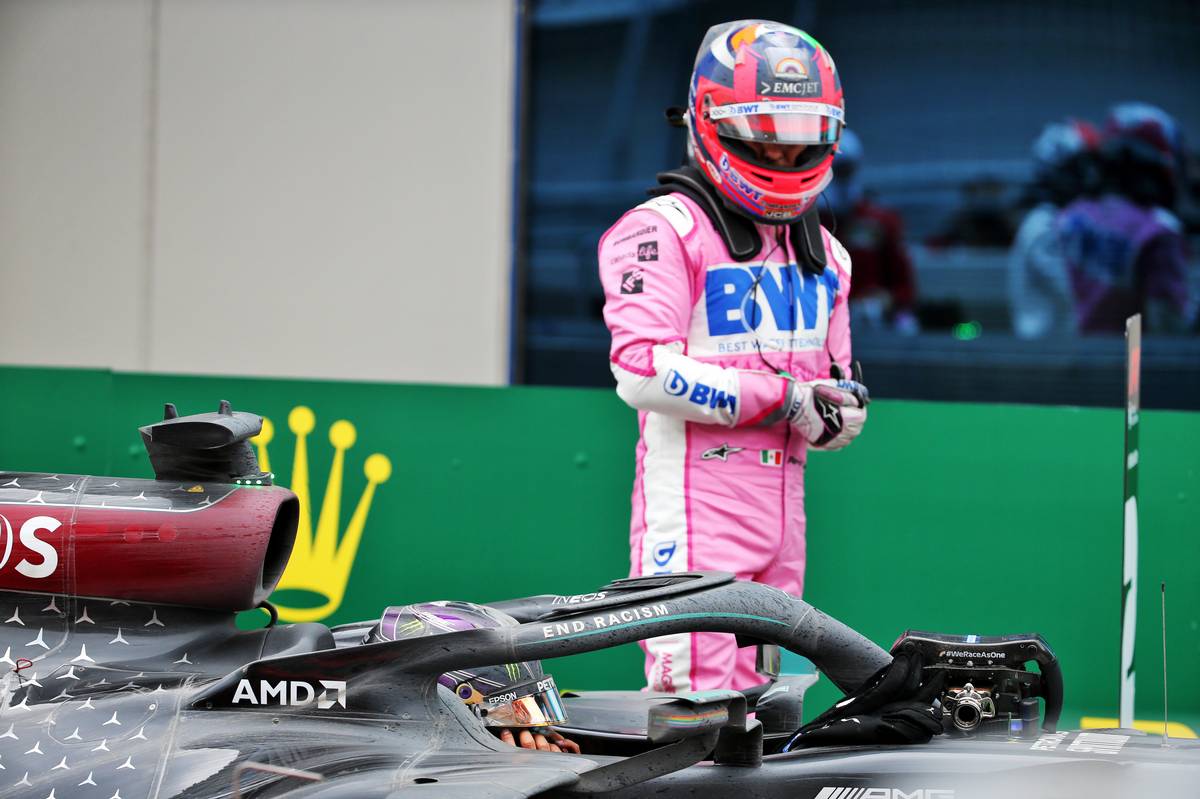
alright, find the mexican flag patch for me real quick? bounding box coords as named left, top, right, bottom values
left=759, top=449, right=783, bottom=467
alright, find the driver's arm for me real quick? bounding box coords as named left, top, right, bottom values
left=598, top=208, right=796, bottom=428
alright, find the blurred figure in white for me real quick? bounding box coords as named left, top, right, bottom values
left=1008, top=120, right=1101, bottom=339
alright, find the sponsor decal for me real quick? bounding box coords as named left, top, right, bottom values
left=232, top=679, right=347, bottom=709
left=621, top=268, right=644, bottom=295
left=550, top=592, right=608, bottom=605
left=652, top=541, right=677, bottom=568
left=705, top=263, right=840, bottom=338
left=541, top=603, right=671, bottom=639
left=760, top=450, right=783, bottom=467
left=787, top=455, right=803, bottom=465
left=0, top=513, right=62, bottom=579
left=939, top=649, right=1007, bottom=661
left=763, top=207, right=799, bottom=220
left=664, top=370, right=689, bottom=397
left=637, top=241, right=658, bottom=262
left=611, top=224, right=657, bottom=246
left=256, top=407, right=392, bottom=624
left=662, top=371, right=738, bottom=414
left=1066, top=732, right=1129, bottom=755
left=718, top=153, right=764, bottom=204
left=609, top=251, right=635, bottom=265
left=1030, top=731, right=1069, bottom=751
left=708, top=100, right=844, bottom=123
left=814, top=790, right=954, bottom=799
left=701, top=444, right=744, bottom=462
left=759, top=49, right=823, bottom=97
left=655, top=652, right=675, bottom=693
left=770, top=50, right=809, bottom=78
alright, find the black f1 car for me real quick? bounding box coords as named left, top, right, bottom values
left=0, top=404, right=1195, bottom=798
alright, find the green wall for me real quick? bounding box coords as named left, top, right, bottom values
left=1, top=365, right=1197, bottom=731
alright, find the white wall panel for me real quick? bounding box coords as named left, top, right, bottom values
left=0, top=0, right=149, bottom=370
left=0, top=0, right=516, bottom=384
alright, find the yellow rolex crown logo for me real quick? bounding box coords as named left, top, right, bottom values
left=251, top=406, right=391, bottom=623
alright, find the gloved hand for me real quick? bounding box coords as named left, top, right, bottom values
left=782, top=647, right=945, bottom=751
left=786, top=370, right=869, bottom=451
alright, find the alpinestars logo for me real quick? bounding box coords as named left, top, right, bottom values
left=814, top=789, right=954, bottom=799
left=701, top=444, right=743, bottom=462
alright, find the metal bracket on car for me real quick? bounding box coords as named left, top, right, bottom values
left=565, top=689, right=761, bottom=793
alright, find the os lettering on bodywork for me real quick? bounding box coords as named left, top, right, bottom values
left=0, top=515, right=12, bottom=570
left=0, top=514, right=62, bottom=579
left=664, top=370, right=689, bottom=397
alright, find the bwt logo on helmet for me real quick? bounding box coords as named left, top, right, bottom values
left=0, top=514, right=62, bottom=579
left=232, top=679, right=347, bottom=709
left=718, top=154, right=764, bottom=203
left=663, top=371, right=737, bottom=413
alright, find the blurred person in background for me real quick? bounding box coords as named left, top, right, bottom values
left=823, top=128, right=919, bottom=335
left=1057, top=103, right=1192, bottom=334
left=597, top=20, right=868, bottom=693
left=927, top=177, right=1018, bottom=249
left=1008, top=120, right=1102, bottom=339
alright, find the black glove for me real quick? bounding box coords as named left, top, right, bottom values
left=782, top=646, right=945, bottom=750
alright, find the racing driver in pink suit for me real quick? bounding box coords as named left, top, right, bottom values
left=598, top=20, right=868, bottom=693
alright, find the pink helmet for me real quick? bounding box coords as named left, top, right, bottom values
left=687, top=20, right=845, bottom=223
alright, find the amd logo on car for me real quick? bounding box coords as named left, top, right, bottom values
left=815, top=789, right=954, bottom=799
left=232, top=679, right=347, bottom=709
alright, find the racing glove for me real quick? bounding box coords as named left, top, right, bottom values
left=786, top=369, right=869, bottom=451
left=781, top=647, right=945, bottom=751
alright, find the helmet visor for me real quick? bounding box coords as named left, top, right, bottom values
left=477, top=675, right=568, bottom=728
left=709, top=100, right=843, bottom=145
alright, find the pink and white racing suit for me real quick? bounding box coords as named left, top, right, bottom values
left=598, top=193, right=854, bottom=693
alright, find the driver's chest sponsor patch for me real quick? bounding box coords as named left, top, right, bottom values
left=688, top=261, right=838, bottom=358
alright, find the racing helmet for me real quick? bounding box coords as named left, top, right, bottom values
left=366, top=600, right=567, bottom=729
left=1029, top=119, right=1101, bottom=206
left=687, top=19, right=845, bottom=223
left=1101, top=102, right=1184, bottom=208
